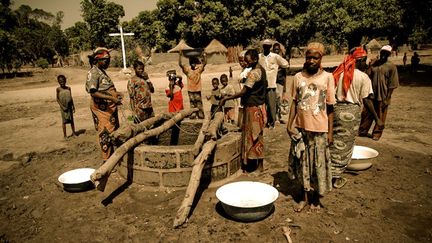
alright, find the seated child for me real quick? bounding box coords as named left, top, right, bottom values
left=56, top=75, right=77, bottom=139
left=165, top=70, right=184, bottom=112
left=220, top=74, right=236, bottom=123
left=206, top=78, right=222, bottom=119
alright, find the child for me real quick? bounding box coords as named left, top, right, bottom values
left=206, top=78, right=222, bottom=119
left=56, top=75, right=77, bottom=139
left=128, top=60, right=155, bottom=123
left=165, top=70, right=184, bottom=112
left=220, top=74, right=236, bottom=123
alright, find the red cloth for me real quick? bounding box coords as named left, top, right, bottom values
left=333, top=47, right=367, bottom=98
left=165, top=88, right=184, bottom=112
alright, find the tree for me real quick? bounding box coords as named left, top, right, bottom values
left=81, top=0, right=125, bottom=48
left=65, top=21, right=91, bottom=53
left=399, top=0, right=432, bottom=49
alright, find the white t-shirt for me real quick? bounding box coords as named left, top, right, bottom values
left=335, top=69, right=373, bottom=106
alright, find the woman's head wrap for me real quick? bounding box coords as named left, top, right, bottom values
left=93, top=47, right=110, bottom=60
left=333, top=46, right=368, bottom=98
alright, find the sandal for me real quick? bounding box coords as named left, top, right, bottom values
left=333, top=177, right=348, bottom=189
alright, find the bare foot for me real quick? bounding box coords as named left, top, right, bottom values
left=293, top=201, right=308, bottom=212
left=309, top=204, right=321, bottom=213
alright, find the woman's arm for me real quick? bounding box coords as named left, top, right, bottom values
left=90, top=91, right=122, bottom=105
left=327, top=104, right=334, bottom=145
left=286, top=100, right=298, bottom=138
left=220, top=86, right=247, bottom=105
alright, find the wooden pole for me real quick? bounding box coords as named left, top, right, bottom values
left=173, top=114, right=225, bottom=228
left=191, top=118, right=210, bottom=156
left=173, top=140, right=217, bottom=228
left=91, top=108, right=197, bottom=191
left=110, top=113, right=174, bottom=144
left=204, top=112, right=224, bottom=141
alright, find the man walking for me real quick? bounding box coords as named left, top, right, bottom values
left=359, top=45, right=399, bottom=140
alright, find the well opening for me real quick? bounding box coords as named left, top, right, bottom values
left=118, top=119, right=242, bottom=190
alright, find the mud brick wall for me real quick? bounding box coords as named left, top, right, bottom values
left=118, top=127, right=242, bottom=190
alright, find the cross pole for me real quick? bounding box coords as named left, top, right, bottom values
left=109, top=26, right=134, bottom=70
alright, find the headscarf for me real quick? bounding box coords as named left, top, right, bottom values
left=332, top=46, right=368, bottom=98
left=93, top=47, right=110, bottom=60
left=306, top=42, right=325, bottom=56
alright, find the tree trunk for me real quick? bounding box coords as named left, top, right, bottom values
left=91, top=108, right=197, bottom=191
left=173, top=140, right=217, bottom=228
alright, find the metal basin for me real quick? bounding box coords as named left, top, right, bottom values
left=351, top=145, right=379, bottom=160
left=216, top=181, right=279, bottom=222
left=182, top=48, right=204, bottom=57
left=58, top=168, right=95, bottom=192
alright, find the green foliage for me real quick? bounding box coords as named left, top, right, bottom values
left=399, top=0, right=432, bottom=48
left=80, top=0, right=125, bottom=48
left=65, top=21, right=91, bottom=53
left=121, top=0, right=430, bottom=54
left=36, top=58, right=49, bottom=69
left=110, top=55, right=122, bottom=68
left=2, top=0, right=431, bottom=70
left=0, top=2, right=70, bottom=72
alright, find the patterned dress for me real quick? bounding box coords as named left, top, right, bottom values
left=86, top=66, right=120, bottom=161
left=241, top=65, right=268, bottom=165
left=127, top=75, right=154, bottom=123
left=331, top=69, right=373, bottom=178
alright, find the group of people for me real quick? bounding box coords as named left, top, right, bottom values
left=222, top=41, right=399, bottom=212
left=57, top=40, right=399, bottom=212
left=291, top=43, right=398, bottom=211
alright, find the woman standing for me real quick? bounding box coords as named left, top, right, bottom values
left=86, top=47, right=123, bottom=163
left=287, top=42, right=335, bottom=212
left=221, top=49, right=267, bottom=172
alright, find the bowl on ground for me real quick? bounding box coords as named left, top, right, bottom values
left=58, top=168, right=95, bottom=192
left=351, top=145, right=379, bottom=160
left=346, top=161, right=373, bottom=171
left=216, top=181, right=279, bottom=222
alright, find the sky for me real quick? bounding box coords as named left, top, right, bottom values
left=12, top=0, right=158, bottom=29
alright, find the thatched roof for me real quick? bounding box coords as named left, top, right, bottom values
left=367, top=39, right=381, bottom=50
left=204, top=39, right=228, bottom=54
left=168, top=39, right=194, bottom=53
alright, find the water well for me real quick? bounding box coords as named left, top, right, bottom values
left=118, top=119, right=242, bottom=189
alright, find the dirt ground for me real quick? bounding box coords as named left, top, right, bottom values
left=0, top=52, right=431, bottom=243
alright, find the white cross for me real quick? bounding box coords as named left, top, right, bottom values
left=109, top=26, right=134, bottom=70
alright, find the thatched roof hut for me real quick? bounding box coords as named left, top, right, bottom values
left=204, top=39, right=228, bottom=64
left=168, top=39, right=194, bottom=53
left=367, top=39, right=382, bottom=51
left=204, top=39, right=228, bottom=54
